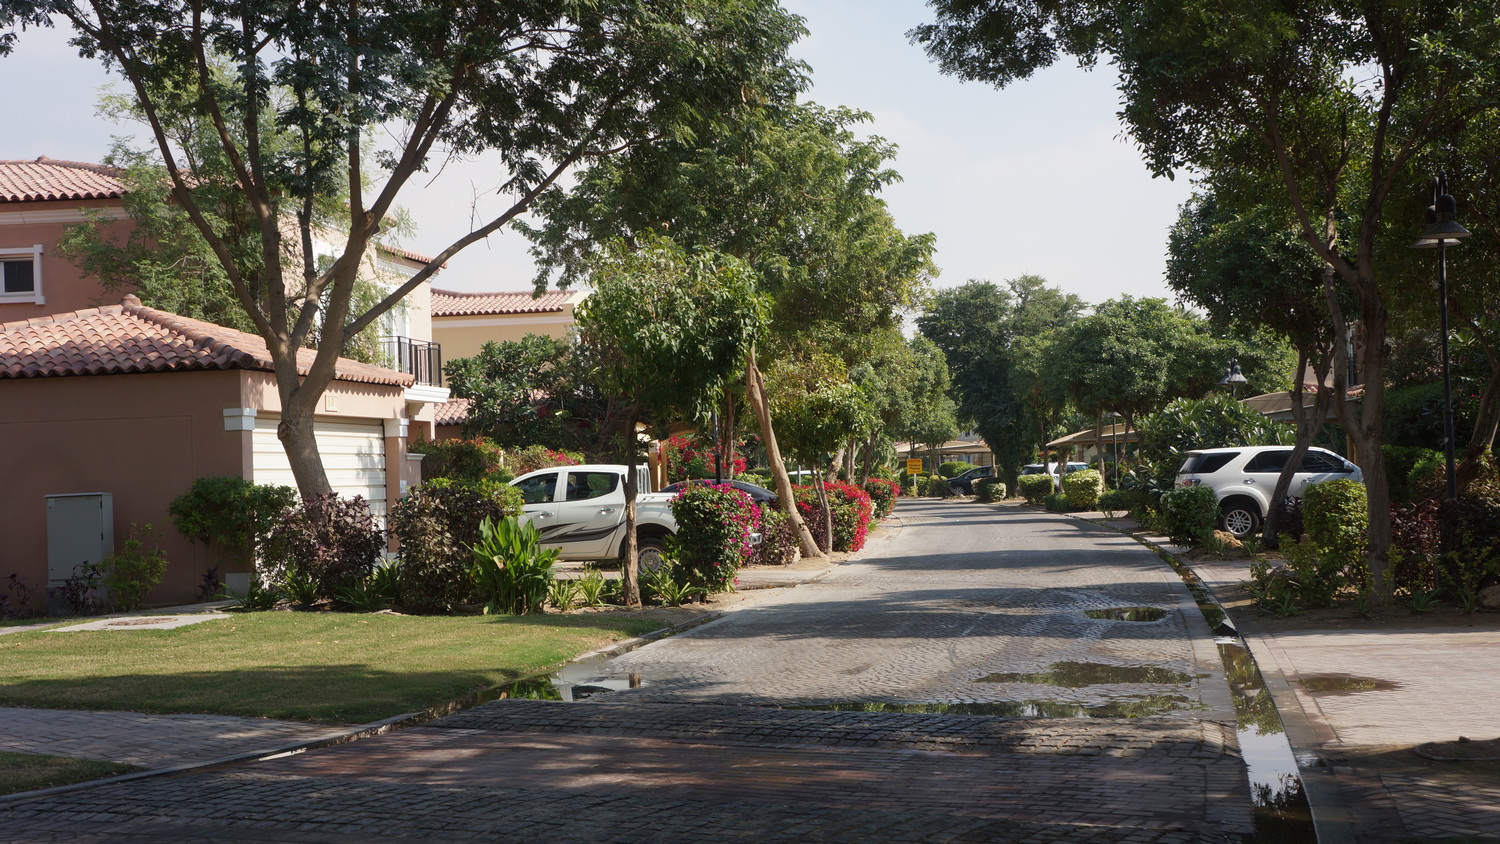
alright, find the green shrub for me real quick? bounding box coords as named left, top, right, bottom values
left=974, top=477, right=1006, bottom=502
left=938, top=461, right=975, bottom=478
left=100, top=523, right=169, bottom=611
left=1062, top=469, right=1104, bottom=511
left=1097, top=488, right=1129, bottom=517
left=470, top=515, right=557, bottom=614
left=1303, top=479, right=1368, bottom=575
left=1017, top=474, right=1053, bottom=504
left=1383, top=446, right=1440, bottom=504
left=168, top=477, right=296, bottom=572
left=740, top=468, right=774, bottom=486
left=670, top=483, right=757, bottom=591
left=388, top=479, right=524, bottom=610
left=263, top=495, right=385, bottom=602
left=1044, top=491, right=1070, bottom=511
left=1159, top=486, right=1218, bottom=545
left=862, top=478, right=899, bottom=518
left=409, top=436, right=508, bottom=484
left=927, top=474, right=955, bottom=498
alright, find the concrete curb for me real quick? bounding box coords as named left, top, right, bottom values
left=0, top=609, right=728, bottom=806
left=1064, top=510, right=1361, bottom=844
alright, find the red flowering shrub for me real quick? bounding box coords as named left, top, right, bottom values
left=508, top=445, right=584, bottom=476
left=792, top=483, right=872, bottom=553
left=862, top=478, right=899, bottom=519
left=748, top=505, right=798, bottom=566
left=669, top=483, right=759, bottom=591
left=662, top=434, right=748, bottom=482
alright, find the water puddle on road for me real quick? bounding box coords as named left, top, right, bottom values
left=1298, top=674, right=1401, bottom=695
left=1084, top=606, right=1168, bottom=622
left=780, top=696, right=1193, bottom=718
left=976, top=661, right=1191, bottom=687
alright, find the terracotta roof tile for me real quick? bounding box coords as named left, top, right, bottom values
left=0, top=296, right=413, bottom=386
left=377, top=243, right=444, bottom=268
left=0, top=157, right=125, bottom=202
left=431, top=288, right=580, bottom=317
left=433, top=397, right=471, bottom=426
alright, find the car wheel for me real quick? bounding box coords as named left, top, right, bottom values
left=637, top=536, right=668, bottom=573
left=1220, top=502, right=1261, bottom=539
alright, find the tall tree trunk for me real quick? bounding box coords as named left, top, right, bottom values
left=724, top=391, right=738, bottom=480
left=857, top=434, right=878, bottom=487
left=1261, top=342, right=1334, bottom=547
left=810, top=465, right=833, bottom=553
left=621, top=406, right=642, bottom=608
left=745, top=346, right=824, bottom=560
left=276, top=384, right=334, bottom=499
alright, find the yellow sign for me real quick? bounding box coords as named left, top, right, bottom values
left=906, top=458, right=924, bottom=475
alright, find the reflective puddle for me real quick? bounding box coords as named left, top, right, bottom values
left=1298, top=673, right=1401, bottom=695
left=1084, top=606, right=1168, bottom=622
left=780, top=697, right=1193, bottom=718
left=976, top=661, right=1191, bottom=687
left=1219, top=640, right=1315, bottom=841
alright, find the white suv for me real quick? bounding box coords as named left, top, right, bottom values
left=1174, top=446, right=1362, bottom=538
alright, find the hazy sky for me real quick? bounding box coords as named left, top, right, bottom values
left=6, top=1, right=1194, bottom=306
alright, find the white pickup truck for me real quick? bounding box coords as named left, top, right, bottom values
left=509, top=464, right=677, bottom=569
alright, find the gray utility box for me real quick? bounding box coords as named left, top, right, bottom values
left=46, top=493, right=113, bottom=614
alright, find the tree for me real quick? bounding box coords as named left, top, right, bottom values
left=917, top=277, right=1082, bottom=486
left=575, top=238, right=767, bottom=606
left=912, top=0, right=1500, bottom=598
left=443, top=334, right=627, bottom=459
left=526, top=102, right=935, bottom=559
left=1167, top=192, right=1343, bottom=542
left=5, top=0, right=803, bottom=499
left=850, top=333, right=959, bottom=484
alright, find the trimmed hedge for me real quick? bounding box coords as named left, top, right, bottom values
left=926, top=474, right=955, bottom=498
left=1044, top=492, right=1069, bottom=512
left=1159, top=486, right=1217, bottom=545
left=1062, top=469, right=1104, bottom=511
left=938, top=461, right=976, bottom=478
left=1017, top=474, right=1053, bottom=504
left=1303, top=479, right=1367, bottom=572
left=974, top=477, right=1006, bottom=502
left=1097, top=488, right=1129, bottom=516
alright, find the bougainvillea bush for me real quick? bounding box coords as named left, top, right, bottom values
left=662, top=434, right=748, bottom=482
left=669, top=483, right=759, bottom=591
left=749, top=505, right=798, bottom=566
left=507, top=445, right=585, bottom=476
left=863, top=478, right=899, bottom=519
left=792, top=483, right=873, bottom=553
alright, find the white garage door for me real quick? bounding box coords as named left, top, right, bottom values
left=252, top=415, right=388, bottom=516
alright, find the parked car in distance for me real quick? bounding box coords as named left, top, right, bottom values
left=1020, top=462, right=1088, bottom=476
left=660, top=478, right=778, bottom=504
left=948, top=466, right=994, bottom=495
left=1175, top=446, right=1362, bottom=539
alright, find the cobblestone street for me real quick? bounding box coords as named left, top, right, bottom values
left=1, top=500, right=1256, bottom=842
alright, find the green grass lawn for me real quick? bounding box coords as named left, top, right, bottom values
left=0, top=751, right=140, bottom=796
left=0, top=611, right=666, bottom=724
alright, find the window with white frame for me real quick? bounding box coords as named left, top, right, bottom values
left=0, top=245, right=44, bottom=303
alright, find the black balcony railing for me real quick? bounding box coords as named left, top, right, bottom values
left=383, top=336, right=443, bottom=387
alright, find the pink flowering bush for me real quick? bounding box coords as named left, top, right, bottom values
left=791, top=482, right=873, bottom=552
left=669, top=482, right=759, bottom=591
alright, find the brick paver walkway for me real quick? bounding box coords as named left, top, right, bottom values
left=1, top=500, right=1256, bottom=842
left=0, top=708, right=336, bottom=769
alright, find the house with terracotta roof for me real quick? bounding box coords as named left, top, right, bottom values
left=430, top=287, right=584, bottom=362
left=0, top=157, right=448, bottom=609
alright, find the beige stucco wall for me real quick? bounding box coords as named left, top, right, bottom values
left=433, top=310, right=577, bottom=363
left=0, top=199, right=133, bottom=323
left=0, top=370, right=245, bottom=610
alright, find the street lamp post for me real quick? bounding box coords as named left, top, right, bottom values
left=1220, top=359, right=1247, bottom=399
left=1412, top=173, right=1470, bottom=502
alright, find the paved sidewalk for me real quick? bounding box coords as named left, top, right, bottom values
left=1072, top=509, right=1500, bottom=843
left=0, top=708, right=341, bottom=770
